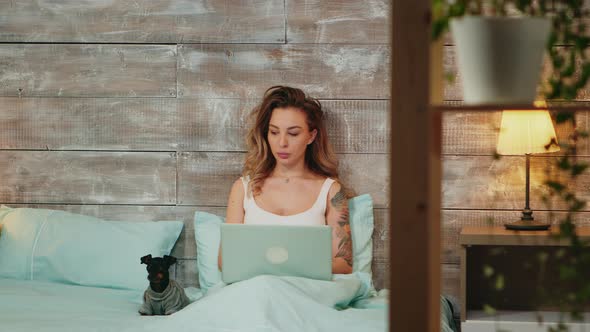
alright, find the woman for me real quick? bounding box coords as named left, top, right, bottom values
left=221, top=85, right=353, bottom=275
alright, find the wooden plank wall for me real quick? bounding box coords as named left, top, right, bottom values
left=0, top=1, right=392, bottom=289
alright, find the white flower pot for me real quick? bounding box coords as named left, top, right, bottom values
left=450, top=16, right=551, bottom=105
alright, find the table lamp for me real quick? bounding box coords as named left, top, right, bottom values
left=496, top=101, right=560, bottom=230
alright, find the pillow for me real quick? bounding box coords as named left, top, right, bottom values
left=0, top=205, right=183, bottom=291
left=348, top=194, right=375, bottom=275
left=193, top=194, right=375, bottom=292
left=193, top=211, right=224, bottom=292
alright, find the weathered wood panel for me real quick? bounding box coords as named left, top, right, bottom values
left=372, top=208, right=389, bottom=262
left=0, top=0, right=284, bottom=43
left=0, top=98, right=389, bottom=153
left=177, top=152, right=389, bottom=207
left=286, top=0, right=389, bottom=44
left=177, top=44, right=391, bottom=99
left=443, top=155, right=590, bottom=210
left=442, top=111, right=586, bottom=156
left=0, top=151, right=176, bottom=204
left=442, top=263, right=460, bottom=301
left=0, top=44, right=176, bottom=97
left=324, top=100, right=390, bottom=154
left=178, top=99, right=249, bottom=152
left=0, top=98, right=179, bottom=151
left=444, top=46, right=590, bottom=101
left=442, top=112, right=502, bottom=156
left=441, top=210, right=590, bottom=265
left=177, top=152, right=244, bottom=206
left=372, top=260, right=390, bottom=290
left=174, top=259, right=199, bottom=287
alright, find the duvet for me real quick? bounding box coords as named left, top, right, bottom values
left=0, top=273, right=457, bottom=332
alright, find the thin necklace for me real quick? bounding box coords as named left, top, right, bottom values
left=276, top=174, right=303, bottom=183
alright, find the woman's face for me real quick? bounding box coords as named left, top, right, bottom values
left=267, top=107, right=317, bottom=168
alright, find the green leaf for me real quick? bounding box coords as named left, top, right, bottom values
left=538, top=251, right=549, bottom=263
left=547, top=31, right=558, bottom=50
left=575, top=63, right=590, bottom=90
left=560, top=51, right=576, bottom=78
left=560, top=265, right=577, bottom=280
left=563, top=85, right=577, bottom=100
left=516, top=0, right=530, bottom=12
left=570, top=199, right=586, bottom=212
left=545, top=180, right=566, bottom=193
left=571, top=162, right=589, bottom=176
left=483, top=265, right=494, bottom=278
left=553, top=54, right=565, bottom=69
left=495, top=274, right=505, bottom=290
left=448, top=2, right=466, bottom=17
left=557, top=157, right=572, bottom=170
left=556, top=111, right=575, bottom=123
left=431, top=19, right=449, bottom=40
left=444, top=71, right=455, bottom=83
left=483, top=304, right=496, bottom=315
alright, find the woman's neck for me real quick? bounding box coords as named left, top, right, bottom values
left=272, top=162, right=309, bottom=178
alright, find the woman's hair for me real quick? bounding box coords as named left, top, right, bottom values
left=243, top=85, right=345, bottom=197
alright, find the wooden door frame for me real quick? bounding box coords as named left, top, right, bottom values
left=390, top=1, right=442, bottom=331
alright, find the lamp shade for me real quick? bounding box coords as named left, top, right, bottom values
left=496, top=102, right=560, bottom=155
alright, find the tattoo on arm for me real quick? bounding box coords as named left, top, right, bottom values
left=331, top=189, right=353, bottom=267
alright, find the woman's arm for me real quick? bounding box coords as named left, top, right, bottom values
left=325, top=182, right=353, bottom=274
left=218, top=179, right=246, bottom=270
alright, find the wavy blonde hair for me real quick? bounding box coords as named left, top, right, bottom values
left=243, top=86, right=346, bottom=197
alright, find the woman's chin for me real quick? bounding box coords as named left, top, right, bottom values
left=275, top=157, right=295, bottom=167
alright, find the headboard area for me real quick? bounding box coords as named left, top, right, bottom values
left=0, top=1, right=391, bottom=291
left=0, top=102, right=390, bottom=289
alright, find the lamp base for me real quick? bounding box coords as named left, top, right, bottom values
left=504, top=219, right=551, bottom=231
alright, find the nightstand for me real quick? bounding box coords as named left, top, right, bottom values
left=459, top=226, right=590, bottom=327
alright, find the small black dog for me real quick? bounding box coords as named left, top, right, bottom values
left=138, top=254, right=190, bottom=316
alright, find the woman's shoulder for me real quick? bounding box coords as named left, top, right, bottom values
left=235, top=175, right=250, bottom=184
left=230, top=177, right=247, bottom=195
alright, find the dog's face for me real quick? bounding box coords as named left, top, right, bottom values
left=140, top=254, right=177, bottom=285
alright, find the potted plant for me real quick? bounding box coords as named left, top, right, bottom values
left=431, top=0, right=590, bottom=104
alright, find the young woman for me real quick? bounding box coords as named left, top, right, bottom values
left=221, top=85, right=353, bottom=274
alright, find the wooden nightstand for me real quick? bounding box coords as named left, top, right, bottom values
left=460, top=226, right=590, bottom=325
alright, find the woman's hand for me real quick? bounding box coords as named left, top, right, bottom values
left=326, top=182, right=353, bottom=274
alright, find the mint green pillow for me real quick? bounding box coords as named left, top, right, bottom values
left=0, top=206, right=183, bottom=291
left=348, top=194, right=375, bottom=275
left=193, top=211, right=224, bottom=292
left=193, top=194, right=375, bottom=291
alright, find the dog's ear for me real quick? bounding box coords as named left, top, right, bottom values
left=163, top=255, right=177, bottom=267
left=140, top=254, right=152, bottom=265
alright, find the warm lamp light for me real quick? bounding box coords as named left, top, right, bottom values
left=496, top=101, right=560, bottom=230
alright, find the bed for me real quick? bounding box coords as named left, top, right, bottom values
left=0, top=276, right=459, bottom=332
left=0, top=201, right=460, bottom=332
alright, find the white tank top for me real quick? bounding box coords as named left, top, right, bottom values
left=241, top=176, right=335, bottom=226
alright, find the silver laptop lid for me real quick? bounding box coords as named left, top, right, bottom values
left=220, top=224, right=332, bottom=283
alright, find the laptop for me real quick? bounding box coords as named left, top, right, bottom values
left=220, top=223, right=332, bottom=283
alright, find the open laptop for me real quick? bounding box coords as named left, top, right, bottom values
left=220, top=224, right=332, bottom=283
